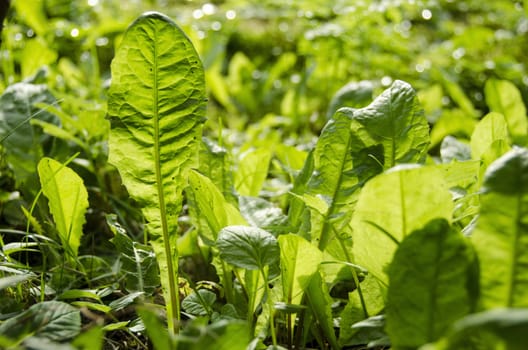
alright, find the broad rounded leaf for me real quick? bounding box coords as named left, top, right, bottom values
left=386, top=219, right=478, bottom=348
left=182, top=289, right=217, bottom=316
left=217, top=225, right=279, bottom=270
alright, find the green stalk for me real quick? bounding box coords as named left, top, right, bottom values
left=262, top=269, right=277, bottom=347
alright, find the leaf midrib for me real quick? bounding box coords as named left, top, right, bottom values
left=151, top=24, right=179, bottom=328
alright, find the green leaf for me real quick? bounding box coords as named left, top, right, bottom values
left=72, top=326, right=104, bottom=350
left=326, top=80, right=373, bottom=118
left=107, top=11, right=206, bottom=331
left=339, top=276, right=386, bottom=347
left=0, top=83, right=60, bottom=192
left=297, top=80, right=429, bottom=249
left=485, top=79, right=528, bottom=144
left=439, top=72, right=478, bottom=119
left=70, top=302, right=112, bottom=314
left=305, top=272, right=339, bottom=350
left=187, top=170, right=246, bottom=244
left=137, top=307, right=172, bottom=350
left=471, top=148, right=528, bottom=309
left=239, top=196, right=288, bottom=233
left=182, top=289, right=217, bottom=316
left=217, top=225, right=279, bottom=270
left=352, top=165, right=453, bottom=287
left=102, top=322, right=130, bottom=331
left=440, top=136, right=471, bottom=163
left=107, top=215, right=160, bottom=293
left=199, top=138, right=237, bottom=204
left=437, top=308, right=528, bottom=350
left=0, top=301, right=81, bottom=344
left=386, top=219, right=478, bottom=349
left=430, top=109, right=477, bottom=148
left=58, top=289, right=102, bottom=302
left=176, top=319, right=251, bottom=350
left=38, top=157, right=88, bottom=259
left=0, top=274, right=34, bottom=291
left=234, top=148, right=272, bottom=196
left=21, top=38, right=58, bottom=78
left=349, top=79, right=430, bottom=167
left=302, top=110, right=357, bottom=248
left=279, top=234, right=323, bottom=306
left=470, top=112, right=510, bottom=160
left=13, top=0, right=48, bottom=36
left=108, top=291, right=144, bottom=311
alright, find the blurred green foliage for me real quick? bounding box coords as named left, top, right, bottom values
left=1, top=0, right=527, bottom=132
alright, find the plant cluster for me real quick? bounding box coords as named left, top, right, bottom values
left=0, top=1, right=528, bottom=349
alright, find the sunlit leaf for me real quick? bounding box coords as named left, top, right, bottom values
left=187, top=170, right=246, bottom=244
left=470, top=112, right=510, bottom=160
left=138, top=307, right=172, bottom=350
left=352, top=165, right=453, bottom=287
left=234, top=148, right=272, bottom=196
left=38, top=157, right=88, bottom=259
left=107, top=11, right=206, bottom=330
left=279, top=234, right=323, bottom=305
left=485, top=79, right=528, bottom=144
left=72, top=326, right=104, bottom=350
left=471, top=148, right=528, bottom=309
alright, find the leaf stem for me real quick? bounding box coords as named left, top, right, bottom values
left=262, top=268, right=277, bottom=347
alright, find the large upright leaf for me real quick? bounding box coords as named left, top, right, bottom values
left=485, top=79, right=528, bottom=144
left=471, top=148, right=528, bottom=309
left=386, top=219, right=478, bottom=349
left=107, top=12, right=206, bottom=331
left=0, top=83, right=60, bottom=191
left=352, top=165, right=453, bottom=287
left=293, top=80, right=429, bottom=250
left=38, top=157, right=88, bottom=259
